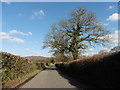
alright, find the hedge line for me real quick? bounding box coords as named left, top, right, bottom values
left=0, top=52, right=37, bottom=87
left=55, top=52, right=120, bottom=88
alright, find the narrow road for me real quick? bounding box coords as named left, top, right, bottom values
left=19, top=65, right=91, bottom=88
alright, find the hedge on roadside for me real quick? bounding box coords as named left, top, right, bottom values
left=55, top=52, right=120, bottom=88
left=0, top=52, right=35, bottom=86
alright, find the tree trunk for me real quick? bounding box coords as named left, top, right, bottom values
left=72, top=51, right=78, bottom=60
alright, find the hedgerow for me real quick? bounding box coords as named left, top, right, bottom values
left=55, top=52, right=120, bottom=88
left=0, top=52, right=36, bottom=86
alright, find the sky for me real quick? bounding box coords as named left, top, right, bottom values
left=1, top=0, right=119, bottom=2
left=0, top=2, right=119, bottom=57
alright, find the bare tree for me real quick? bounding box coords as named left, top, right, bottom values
left=43, top=7, right=110, bottom=60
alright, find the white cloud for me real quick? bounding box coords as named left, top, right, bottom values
left=47, top=52, right=53, bottom=57
left=100, top=46, right=115, bottom=52
left=38, top=10, right=45, bottom=16
left=98, top=30, right=119, bottom=47
left=9, top=30, right=28, bottom=36
left=103, top=23, right=109, bottom=26
left=89, top=48, right=94, bottom=51
left=0, top=30, right=32, bottom=43
left=9, top=38, right=25, bottom=43
left=81, top=49, right=95, bottom=56
left=0, top=32, right=8, bottom=36
left=108, top=30, right=119, bottom=46
left=82, top=52, right=96, bottom=56
left=113, top=39, right=118, bottom=43
left=0, top=35, right=25, bottom=43
left=9, top=30, right=32, bottom=36
left=83, top=30, right=119, bottom=56
left=107, top=13, right=120, bottom=21
left=108, top=5, right=115, bottom=9
left=0, top=30, right=32, bottom=36
left=34, top=10, right=44, bottom=16
left=9, top=30, right=18, bottom=34
left=110, top=30, right=119, bottom=39
left=98, top=34, right=112, bottom=40
left=0, top=35, right=11, bottom=39
left=30, top=10, right=45, bottom=19
left=28, top=32, right=32, bottom=35
left=115, top=30, right=120, bottom=34
left=82, top=52, right=89, bottom=56
left=102, top=47, right=109, bottom=51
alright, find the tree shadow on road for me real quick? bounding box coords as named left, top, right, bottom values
left=44, top=65, right=94, bottom=89
left=56, top=69, right=94, bottom=89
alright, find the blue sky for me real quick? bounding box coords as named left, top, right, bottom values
left=0, top=2, right=119, bottom=57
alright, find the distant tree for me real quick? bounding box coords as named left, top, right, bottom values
left=43, top=7, right=110, bottom=60
left=110, top=46, right=120, bottom=52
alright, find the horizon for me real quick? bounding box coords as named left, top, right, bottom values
left=0, top=2, right=119, bottom=57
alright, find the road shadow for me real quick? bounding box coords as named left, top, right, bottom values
left=43, top=65, right=94, bottom=89
left=44, top=67, right=56, bottom=70
left=56, top=69, right=94, bottom=89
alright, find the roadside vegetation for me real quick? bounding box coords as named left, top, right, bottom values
left=0, top=51, right=50, bottom=88
left=55, top=51, right=120, bottom=88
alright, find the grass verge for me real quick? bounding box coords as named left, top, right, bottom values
left=3, top=66, right=42, bottom=88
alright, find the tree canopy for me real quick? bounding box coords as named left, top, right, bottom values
left=43, top=7, right=110, bottom=60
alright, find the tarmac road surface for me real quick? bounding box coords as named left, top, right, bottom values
left=19, top=65, right=91, bottom=88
